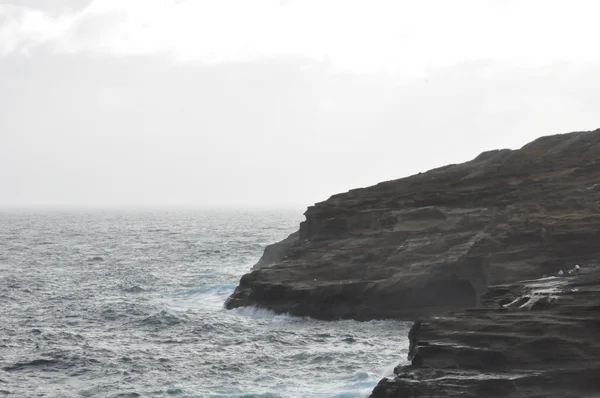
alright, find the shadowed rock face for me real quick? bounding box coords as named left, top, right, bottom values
left=371, top=267, right=600, bottom=397
left=225, top=129, right=600, bottom=320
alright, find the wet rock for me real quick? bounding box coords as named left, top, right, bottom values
left=226, top=128, right=600, bottom=320
left=370, top=267, right=600, bottom=397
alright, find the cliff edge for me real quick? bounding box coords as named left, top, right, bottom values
left=225, top=129, right=600, bottom=320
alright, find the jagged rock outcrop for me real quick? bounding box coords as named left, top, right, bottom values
left=371, top=266, right=600, bottom=397
left=225, top=129, right=600, bottom=320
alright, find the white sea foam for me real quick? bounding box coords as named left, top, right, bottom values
left=233, top=305, right=307, bottom=323
left=164, top=283, right=237, bottom=312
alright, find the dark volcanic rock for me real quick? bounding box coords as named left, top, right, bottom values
left=371, top=267, right=600, bottom=397
left=226, top=129, right=600, bottom=320
left=252, top=231, right=299, bottom=270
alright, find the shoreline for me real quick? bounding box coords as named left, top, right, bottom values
left=226, top=128, right=600, bottom=396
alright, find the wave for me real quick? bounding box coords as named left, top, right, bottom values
left=328, top=372, right=389, bottom=398
left=323, top=364, right=399, bottom=398
left=123, top=285, right=146, bottom=293
left=139, top=309, right=189, bottom=326
left=3, top=358, right=62, bottom=372
left=3, top=351, right=102, bottom=373
left=165, top=284, right=237, bottom=313
left=330, top=388, right=373, bottom=398
left=173, top=284, right=237, bottom=296
left=233, top=306, right=308, bottom=323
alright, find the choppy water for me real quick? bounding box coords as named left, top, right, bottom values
left=0, top=210, right=409, bottom=398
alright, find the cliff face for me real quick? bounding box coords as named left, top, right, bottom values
left=371, top=266, right=600, bottom=397
left=225, top=129, right=600, bottom=320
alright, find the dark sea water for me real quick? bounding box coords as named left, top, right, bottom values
left=0, top=210, right=410, bottom=398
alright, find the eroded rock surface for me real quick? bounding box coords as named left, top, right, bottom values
left=226, top=129, right=600, bottom=320
left=371, top=267, right=600, bottom=397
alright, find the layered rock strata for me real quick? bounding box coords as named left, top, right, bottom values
left=226, top=129, right=600, bottom=320
left=371, top=267, right=600, bottom=397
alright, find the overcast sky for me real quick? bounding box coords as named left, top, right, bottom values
left=1, top=0, right=599, bottom=209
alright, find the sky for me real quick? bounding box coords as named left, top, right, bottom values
left=1, top=0, right=599, bottom=209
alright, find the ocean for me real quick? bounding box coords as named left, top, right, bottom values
left=0, top=210, right=410, bottom=398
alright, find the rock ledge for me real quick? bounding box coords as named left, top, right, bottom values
left=371, top=267, right=600, bottom=397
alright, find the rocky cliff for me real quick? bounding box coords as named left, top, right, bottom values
left=371, top=266, right=600, bottom=397
left=226, top=128, right=600, bottom=320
